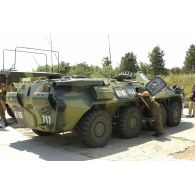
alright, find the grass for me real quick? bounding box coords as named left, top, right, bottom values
left=162, top=73, right=195, bottom=106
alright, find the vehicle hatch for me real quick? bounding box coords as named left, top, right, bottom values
left=145, top=77, right=167, bottom=96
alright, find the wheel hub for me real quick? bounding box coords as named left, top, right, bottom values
left=129, top=117, right=137, bottom=129
left=173, top=109, right=179, bottom=120
left=94, top=121, right=105, bottom=137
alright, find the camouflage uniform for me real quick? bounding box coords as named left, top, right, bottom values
left=187, top=90, right=195, bottom=117
left=138, top=89, right=164, bottom=136
left=0, top=84, right=8, bottom=126
left=0, top=101, right=6, bottom=122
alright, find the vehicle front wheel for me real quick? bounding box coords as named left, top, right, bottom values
left=80, top=109, right=112, bottom=147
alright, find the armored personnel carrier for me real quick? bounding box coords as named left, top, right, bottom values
left=6, top=72, right=182, bottom=147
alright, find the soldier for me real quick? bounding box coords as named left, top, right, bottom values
left=137, top=87, right=164, bottom=137
left=0, top=83, right=9, bottom=127
left=186, top=85, right=195, bottom=118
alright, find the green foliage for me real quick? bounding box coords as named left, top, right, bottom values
left=163, top=73, right=195, bottom=103
left=35, top=61, right=70, bottom=74
left=101, top=66, right=113, bottom=78
left=35, top=65, right=49, bottom=72
left=183, top=44, right=195, bottom=73
left=113, top=66, right=121, bottom=76
left=148, top=45, right=166, bottom=76
left=169, top=67, right=182, bottom=74
left=59, top=61, right=70, bottom=74
left=101, top=56, right=111, bottom=67
left=69, top=62, right=92, bottom=77
left=100, top=56, right=113, bottom=78
left=120, top=52, right=138, bottom=73
left=139, top=62, right=149, bottom=75
left=89, top=66, right=102, bottom=77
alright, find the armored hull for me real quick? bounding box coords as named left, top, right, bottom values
left=6, top=72, right=182, bottom=147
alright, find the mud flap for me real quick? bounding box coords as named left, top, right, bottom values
left=6, top=92, right=27, bottom=127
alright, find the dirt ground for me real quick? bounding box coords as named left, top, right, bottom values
left=0, top=109, right=195, bottom=161
left=172, top=146, right=195, bottom=160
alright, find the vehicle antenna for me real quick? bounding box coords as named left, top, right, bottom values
left=107, top=34, right=112, bottom=78
left=107, top=34, right=112, bottom=64
left=50, top=34, right=53, bottom=72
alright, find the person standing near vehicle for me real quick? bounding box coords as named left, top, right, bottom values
left=0, top=83, right=9, bottom=127
left=186, top=85, right=195, bottom=118
left=137, top=87, right=164, bottom=137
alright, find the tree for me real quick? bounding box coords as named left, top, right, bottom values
left=69, top=62, right=92, bottom=77
left=59, top=61, right=70, bottom=74
left=90, top=66, right=103, bottom=77
left=139, top=62, right=149, bottom=75
left=170, top=67, right=182, bottom=74
left=120, top=52, right=138, bottom=73
left=101, top=57, right=111, bottom=67
left=35, top=65, right=49, bottom=72
left=148, top=45, right=166, bottom=76
left=35, top=62, right=70, bottom=73
left=184, top=44, right=195, bottom=73
left=101, top=66, right=113, bottom=78
left=113, top=66, right=121, bottom=77
left=101, top=56, right=113, bottom=78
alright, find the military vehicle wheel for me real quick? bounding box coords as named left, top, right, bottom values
left=160, top=104, right=167, bottom=127
left=167, top=102, right=181, bottom=127
left=117, top=107, right=141, bottom=138
left=80, top=109, right=112, bottom=147
left=32, top=129, right=52, bottom=136
left=6, top=104, right=15, bottom=118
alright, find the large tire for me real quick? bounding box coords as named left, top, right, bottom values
left=166, top=101, right=181, bottom=127
left=117, top=106, right=141, bottom=138
left=160, top=104, right=167, bottom=127
left=32, top=129, right=53, bottom=136
left=80, top=109, right=112, bottom=147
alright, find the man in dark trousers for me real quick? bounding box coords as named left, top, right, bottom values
left=137, top=87, right=164, bottom=137
left=186, top=85, right=195, bottom=118
left=0, top=83, right=9, bottom=127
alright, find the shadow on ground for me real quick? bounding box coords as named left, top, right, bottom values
left=9, top=118, right=194, bottom=161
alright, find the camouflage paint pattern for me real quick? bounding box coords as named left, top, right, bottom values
left=6, top=72, right=182, bottom=134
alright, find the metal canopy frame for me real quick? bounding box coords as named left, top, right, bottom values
left=2, top=46, right=60, bottom=72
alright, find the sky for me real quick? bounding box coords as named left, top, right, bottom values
left=0, top=0, right=195, bottom=71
